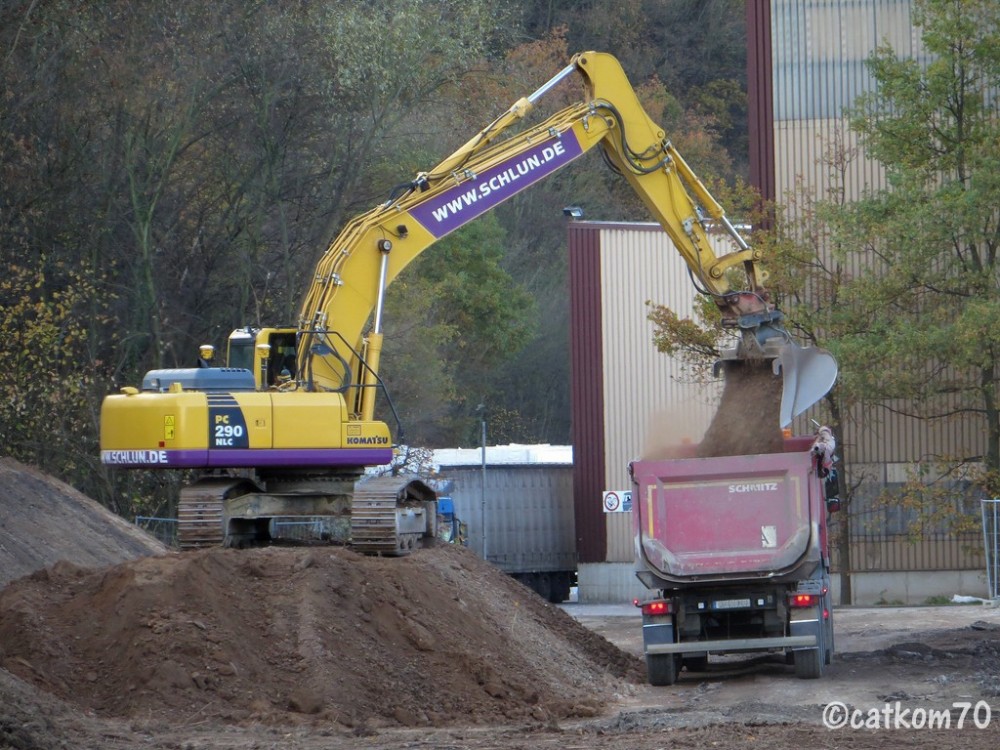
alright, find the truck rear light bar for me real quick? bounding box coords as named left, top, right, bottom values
left=635, top=599, right=673, bottom=616
left=790, top=593, right=818, bottom=607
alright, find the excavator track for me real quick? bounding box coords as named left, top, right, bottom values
left=177, top=477, right=257, bottom=549
left=177, top=481, right=226, bottom=549
left=175, top=474, right=434, bottom=554
left=350, top=475, right=437, bottom=556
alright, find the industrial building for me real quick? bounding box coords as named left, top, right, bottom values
left=568, top=0, right=987, bottom=604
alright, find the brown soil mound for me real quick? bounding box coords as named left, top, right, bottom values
left=0, top=458, right=167, bottom=588
left=0, top=543, right=642, bottom=729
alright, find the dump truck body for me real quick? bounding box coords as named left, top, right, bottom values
left=630, top=437, right=834, bottom=684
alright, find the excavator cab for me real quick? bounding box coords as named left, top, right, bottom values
left=226, top=327, right=300, bottom=389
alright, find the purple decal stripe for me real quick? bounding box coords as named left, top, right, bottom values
left=102, top=448, right=394, bottom=469
left=410, top=130, right=585, bottom=239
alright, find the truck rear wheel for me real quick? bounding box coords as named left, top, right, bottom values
left=646, top=654, right=680, bottom=686
left=793, top=647, right=823, bottom=679
left=794, top=611, right=827, bottom=678
left=824, top=616, right=834, bottom=665
left=531, top=573, right=552, bottom=601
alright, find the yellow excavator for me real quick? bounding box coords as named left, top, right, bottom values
left=100, top=52, right=837, bottom=552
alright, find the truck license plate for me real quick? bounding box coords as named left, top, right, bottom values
left=713, top=598, right=751, bottom=610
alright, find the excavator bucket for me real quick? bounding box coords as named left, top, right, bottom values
left=772, top=343, right=839, bottom=428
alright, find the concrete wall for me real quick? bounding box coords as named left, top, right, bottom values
left=577, top=562, right=649, bottom=604
left=832, top=571, right=989, bottom=607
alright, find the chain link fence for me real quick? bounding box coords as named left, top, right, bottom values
left=983, top=499, right=1000, bottom=601
left=828, top=493, right=984, bottom=574
left=134, top=515, right=346, bottom=548
left=134, top=516, right=178, bottom=547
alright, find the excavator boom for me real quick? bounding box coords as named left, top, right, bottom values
left=296, top=52, right=835, bottom=421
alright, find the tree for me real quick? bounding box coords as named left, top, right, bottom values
left=0, top=0, right=519, bottom=501
left=521, top=0, right=748, bottom=178
left=0, top=258, right=122, bottom=506
left=761, top=130, right=860, bottom=604
left=831, top=0, right=1000, bottom=506
left=379, top=213, right=536, bottom=446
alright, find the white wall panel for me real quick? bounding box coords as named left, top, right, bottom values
left=597, top=223, right=726, bottom=562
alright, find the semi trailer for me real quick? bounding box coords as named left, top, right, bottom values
left=434, top=445, right=576, bottom=602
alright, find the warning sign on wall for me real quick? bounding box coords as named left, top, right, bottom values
left=602, top=490, right=632, bottom=513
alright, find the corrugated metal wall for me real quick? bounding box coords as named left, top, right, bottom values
left=772, top=0, right=921, bottom=124
left=570, top=221, right=726, bottom=564
left=602, top=225, right=735, bottom=562
left=769, top=0, right=985, bottom=468
left=771, top=0, right=920, bottom=212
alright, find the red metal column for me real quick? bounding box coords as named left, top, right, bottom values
left=568, top=222, right=607, bottom=564
left=746, top=0, right=775, bottom=208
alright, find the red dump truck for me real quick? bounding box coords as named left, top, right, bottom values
left=630, top=435, right=837, bottom=685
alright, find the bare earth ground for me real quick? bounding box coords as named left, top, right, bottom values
left=1, top=458, right=1000, bottom=749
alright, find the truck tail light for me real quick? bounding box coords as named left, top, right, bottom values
left=640, top=599, right=672, bottom=616
left=790, top=593, right=817, bottom=608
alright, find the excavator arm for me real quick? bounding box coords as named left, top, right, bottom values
left=297, top=52, right=835, bottom=426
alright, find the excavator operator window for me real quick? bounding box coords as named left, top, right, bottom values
left=227, top=333, right=255, bottom=372
left=267, top=332, right=298, bottom=386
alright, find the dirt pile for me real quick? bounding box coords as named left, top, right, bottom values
left=0, top=458, right=167, bottom=588
left=0, top=457, right=641, bottom=742
left=0, top=543, right=641, bottom=729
